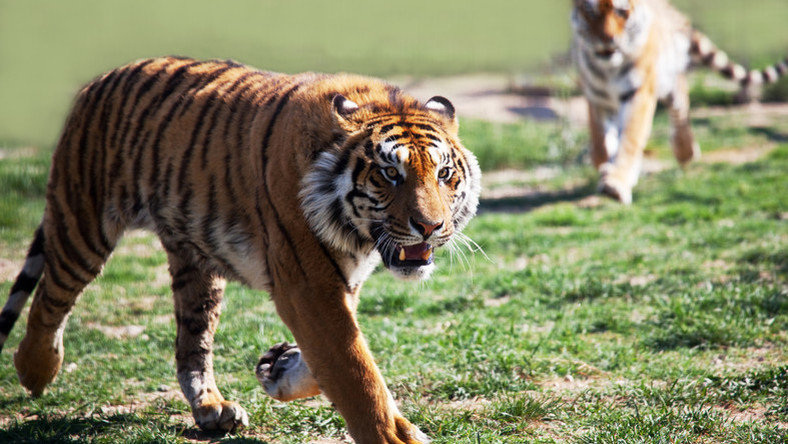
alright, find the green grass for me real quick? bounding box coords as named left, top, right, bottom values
left=2, top=107, right=787, bottom=442
left=2, top=1, right=788, bottom=441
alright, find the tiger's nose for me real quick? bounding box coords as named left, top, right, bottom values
left=410, top=217, right=444, bottom=239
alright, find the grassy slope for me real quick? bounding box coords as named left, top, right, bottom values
left=2, top=0, right=788, bottom=148
left=1, top=110, right=787, bottom=442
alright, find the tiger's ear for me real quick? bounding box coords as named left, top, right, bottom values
left=331, top=94, right=363, bottom=132
left=425, top=95, right=458, bottom=132
left=332, top=94, right=359, bottom=118
left=425, top=96, right=455, bottom=120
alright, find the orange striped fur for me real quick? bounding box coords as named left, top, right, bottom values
left=0, top=56, right=481, bottom=442
left=572, top=0, right=787, bottom=204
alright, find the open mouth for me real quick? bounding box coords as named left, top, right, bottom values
left=595, top=48, right=616, bottom=59
left=378, top=241, right=434, bottom=269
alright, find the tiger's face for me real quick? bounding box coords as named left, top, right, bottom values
left=300, top=93, right=481, bottom=281
left=572, top=0, right=646, bottom=62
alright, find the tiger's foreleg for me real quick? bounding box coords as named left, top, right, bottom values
left=167, top=254, right=249, bottom=433
left=598, top=90, right=658, bottom=205
left=271, top=284, right=429, bottom=444
left=667, top=73, right=700, bottom=166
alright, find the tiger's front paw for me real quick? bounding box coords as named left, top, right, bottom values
left=256, top=342, right=321, bottom=402
left=598, top=174, right=633, bottom=205
left=393, top=415, right=431, bottom=443
left=193, top=400, right=248, bottom=433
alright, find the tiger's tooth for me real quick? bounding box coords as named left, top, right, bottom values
left=421, top=248, right=432, bottom=261
left=398, top=248, right=406, bottom=261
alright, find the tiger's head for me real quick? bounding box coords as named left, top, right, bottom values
left=571, top=0, right=649, bottom=62
left=300, top=89, right=481, bottom=281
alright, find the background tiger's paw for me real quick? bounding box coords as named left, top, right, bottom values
left=598, top=176, right=632, bottom=205
left=193, top=400, right=248, bottom=434
left=256, top=342, right=321, bottom=402
left=673, top=135, right=701, bottom=166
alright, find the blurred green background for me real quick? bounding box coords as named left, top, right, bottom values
left=1, top=0, right=786, bottom=148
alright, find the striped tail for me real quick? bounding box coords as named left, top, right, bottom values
left=691, top=29, right=788, bottom=86
left=0, top=226, right=45, bottom=353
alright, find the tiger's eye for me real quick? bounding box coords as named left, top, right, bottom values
left=437, top=167, right=453, bottom=181
left=382, top=167, right=400, bottom=183
left=615, top=8, right=630, bottom=19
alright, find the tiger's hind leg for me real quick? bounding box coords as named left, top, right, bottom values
left=668, top=74, right=700, bottom=166
left=166, top=252, right=248, bottom=433
left=14, top=216, right=118, bottom=396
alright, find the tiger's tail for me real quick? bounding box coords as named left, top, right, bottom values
left=690, top=29, right=788, bottom=86
left=0, top=226, right=45, bottom=353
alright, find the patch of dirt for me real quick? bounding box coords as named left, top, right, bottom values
left=396, top=74, right=588, bottom=126
left=0, top=258, right=21, bottom=283
left=399, top=74, right=787, bottom=209
left=85, top=323, right=146, bottom=339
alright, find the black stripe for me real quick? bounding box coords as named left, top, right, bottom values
left=619, top=88, right=637, bottom=103
left=582, top=50, right=606, bottom=80
left=108, top=59, right=159, bottom=150
left=144, top=63, right=220, bottom=193
left=350, top=156, right=367, bottom=183
left=49, top=199, right=101, bottom=276
left=258, top=83, right=312, bottom=281
left=173, top=66, right=236, bottom=193
left=380, top=123, right=396, bottom=133
left=9, top=272, right=39, bottom=296
left=200, top=72, right=259, bottom=170
left=199, top=176, right=243, bottom=279
left=125, top=60, right=207, bottom=160
left=332, top=146, right=355, bottom=176
left=44, top=256, right=82, bottom=294
left=29, top=226, right=45, bottom=256
left=0, top=311, right=20, bottom=336
left=79, top=71, right=122, bottom=215
left=120, top=61, right=198, bottom=151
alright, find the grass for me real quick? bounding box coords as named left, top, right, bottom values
left=1, top=105, right=787, bottom=442
left=2, top=1, right=788, bottom=442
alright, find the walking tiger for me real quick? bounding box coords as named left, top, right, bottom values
left=0, top=56, right=482, bottom=443
left=572, top=0, right=787, bottom=203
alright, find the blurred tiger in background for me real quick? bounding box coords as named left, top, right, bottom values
left=0, top=56, right=482, bottom=443
left=571, top=0, right=787, bottom=204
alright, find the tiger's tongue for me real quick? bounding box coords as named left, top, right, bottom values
left=399, top=243, right=433, bottom=261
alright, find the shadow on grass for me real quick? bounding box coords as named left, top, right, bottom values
left=0, top=412, right=266, bottom=443
left=478, top=180, right=597, bottom=214
left=748, top=125, right=788, bottom=144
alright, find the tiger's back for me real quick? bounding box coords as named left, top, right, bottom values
left=51, top=57, right=302, bottom=289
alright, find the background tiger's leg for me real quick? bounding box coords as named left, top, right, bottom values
left=587, top=101, right=610, bottom=170
left=167, top=253, right=248, bottom=433
left=15, top=219, right=116, bottom=396
left=668, top=74, right=700, bottom=165
left=599, top=91, right=658, bottom=205
left=272, top=285, right=428, bottom=444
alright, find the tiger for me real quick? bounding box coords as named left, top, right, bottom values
left=571, top=0, right=788, bottom=204
left=0, top=56, right=481, bottom=443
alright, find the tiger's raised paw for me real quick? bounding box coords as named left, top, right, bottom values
left=193, top=400, right=249, bottom=434
left=256, top=342, right=321, bottom=402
